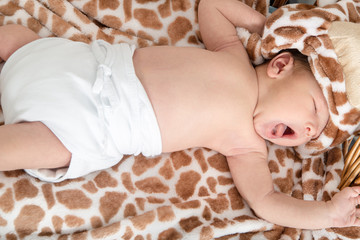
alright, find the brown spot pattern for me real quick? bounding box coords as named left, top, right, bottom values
left=268, top=160, right=280, bottom=173
left=56, top=190, right=92, bottom=209
left=176, top=170, right=201, bottom=200
left=102, top=15, right=122, bottom=29
left=135, top=177, right=170, bottom=193
left=42, top=184, right=55, bottom=209
left=303, top=179, right=323, bottom=200
left=134, top=8, right=163, bottom=29
left=82, top=181, right=98, bottom=194
left=218, top=176, right=233, bottom=185
left=52, top=215, right=63, bottom=233
left=207, top=153, right=229, bottom=172
left=14, top=179, right=38, bottom=201
left=172, top=0, right=191, bottom=12
left=91, top=216, right=103, bottom=228
left=133, top=155, right=161, bottom=176
left=198, top=186, right=210, bottom=197
left=194, top=149, right=208, bottom=173
left=124, top=203, right=136, bottom=218
left=52, top=15, right=71, bottom=36
left=158, top=0, right=171, bottom=18
left=158, top=228, right=182, bottom=240
left=99, top=192, right=127, bottom=223
left=91, top=222, right=121, bottom=238
left=99, top=0, right=120, bottom=10
left=179, top=216, right=202, bottom=233
left=121, top=172, right=136, bottom=193
left=168, top=16, right=192, bottom=44
left=14, top=205, right=45, bottom=238
left=175, top=200, right=201, bottom=209
left=228, top=187, right=245, bottom=210
left=0, top=188, right=14, bottom=213
left=273, top=169, right=294, bottom=194
left=65, top=215, right=85, bottom=228
left=94, top=171, right=118, bottom=188
left=0, top=216, right=7, bottom=226
left=171, top=151, right=192, bottom=169
left=130, top=211, right=156, bottom=230
left=157, top=206, right=175, bottom=221
left=159, top=159, right=174, bottom=179
left=48, top=0, right=66, bottom=16
left=205, top=194, right=229, bottom=214
left=202, top=206, right=212, bottom=221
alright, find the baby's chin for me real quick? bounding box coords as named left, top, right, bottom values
left=266, top=137, right=311, bottom=147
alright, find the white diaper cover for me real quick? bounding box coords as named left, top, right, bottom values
left=0, top=38, right=162, bottom=182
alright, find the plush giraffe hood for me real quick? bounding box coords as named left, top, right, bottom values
left=255, top=0, right=360, bottom=158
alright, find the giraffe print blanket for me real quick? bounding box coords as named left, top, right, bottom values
left=0, top=0, right=360, bottom=239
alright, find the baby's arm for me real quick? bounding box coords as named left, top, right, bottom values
left=198, top=0, right=265, bottom=52
left=227, top=149, right=360, bottom=229
left=0, top=24, right=40, bottom=61
left=0, top=122, right=71, bottom=171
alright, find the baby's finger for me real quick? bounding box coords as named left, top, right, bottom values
left=350, top=186, right=360, bottom=195
left=356, top=208, right=360, bottom=217
left=356, top=195, right=360, bottom=206
left=354, top=218, right=360, bottom=227
left=343, top=187, right=360, bottom=198
left=353, top=194, right=360, bottom=206
left=353, top=212, right=360, bottom=226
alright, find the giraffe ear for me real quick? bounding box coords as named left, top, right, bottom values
left=328, top=21, right=360, bottom=110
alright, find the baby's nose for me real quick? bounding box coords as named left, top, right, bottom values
left=305, top=123, right=317, bottom=138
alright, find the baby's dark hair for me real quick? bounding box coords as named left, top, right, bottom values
left=282, top=49, right=311, bottom=72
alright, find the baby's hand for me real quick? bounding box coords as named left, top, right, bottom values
left=328, top=187, right=360, bottom=227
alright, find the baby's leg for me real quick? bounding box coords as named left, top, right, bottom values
left=0, top=24, right=40, bottom=61
left=0, top=122, right=71, bottom=171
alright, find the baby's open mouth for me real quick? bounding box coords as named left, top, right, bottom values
left=272, top=124, right=295, bottom=138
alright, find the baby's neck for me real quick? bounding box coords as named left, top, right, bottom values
left=253, top=64, right=269, bottom=118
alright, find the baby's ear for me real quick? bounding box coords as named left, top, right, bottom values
left=266, top=52, right=294, bottom=78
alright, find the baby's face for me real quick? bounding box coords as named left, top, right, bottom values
left=254, top=69, right=329, bottom=147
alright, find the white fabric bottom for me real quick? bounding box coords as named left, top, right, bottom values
left=0, top=38, right=162, bottom=182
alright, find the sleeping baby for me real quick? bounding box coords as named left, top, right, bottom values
left=0, top=0, right=359, bottom=230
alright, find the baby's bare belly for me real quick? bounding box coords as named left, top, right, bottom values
left=132, top=46, right=257, bottom=154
